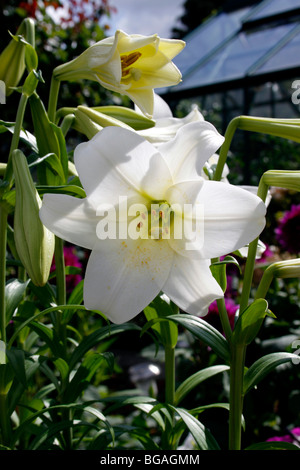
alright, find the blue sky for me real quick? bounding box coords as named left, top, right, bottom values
left=108, top=0, right=185, bottom=38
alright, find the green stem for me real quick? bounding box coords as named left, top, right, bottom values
left=164, top=343, right=176, bottom=449
left=0, top=391, right=11, bottom=446
left=239, top=179, right=269, bottom=315
left=216, top=297, right=233, bottom=342
left=228, top=344, right=246, bottom=450
left=3, top=93, right=28, bottom=190
left=213, top=117, right=239, bottom=181
left=54, top=236, right=66, bottom=340
left=48, top=76, right=61, bottom=123
left=165, top=344, right=175, bottom=406
left=0, top=208, right=7, bottom=343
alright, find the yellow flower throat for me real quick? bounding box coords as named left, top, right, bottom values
left=121, top=51, right=142, bottom=78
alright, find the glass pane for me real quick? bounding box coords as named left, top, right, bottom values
left=253, top=29, right=300, bottom=74
left=248, top=0, right=300, bottom=21
left=177, top=23, right=295, bottom=91
left=173, top=8, right=250, bottom=76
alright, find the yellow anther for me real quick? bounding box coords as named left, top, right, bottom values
left=121, top=51, right=142, bottom=77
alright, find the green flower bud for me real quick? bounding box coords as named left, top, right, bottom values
left=12, top=150, right=55, bottom=286
left=77, top=106, right=133, bottom=131
left=0, top=18, right=35, bottom=96
left=73, top=108, right=103, bottom=139
left=0, top=33, right=26, bottom=96
left=92, top=105, right=155, bottom=130
left=255, top=258, right=300, bottom=301
left=262, top=170, right=300, bottom=193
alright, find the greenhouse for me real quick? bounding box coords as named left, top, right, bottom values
left=164, top=0, right=300, bottom=130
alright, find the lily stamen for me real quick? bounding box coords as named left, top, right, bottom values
left=121, top=51, right=142, bottom=77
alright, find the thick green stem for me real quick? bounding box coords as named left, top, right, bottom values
left=213, top=117, right=239, bottom=182
left=228, top=344, right=246, bottom=450
left=164, top=343, right=176, bottom=449
left=0, top=208, right=7, bottom=343
left=165, top=344, right=175, bottom=406
left=48, top=76, right=61, bottom=123
left=3, top=93, right=28, bottom=190
left=216, top=297, right=233, bottom=342
left=54, top=236, right=66, bottom=343
left=0, top=391, right=11, bottom=446
left=239, top=179, right=269, bottom=315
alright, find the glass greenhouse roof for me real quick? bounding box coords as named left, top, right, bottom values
left=246, top=0, right=300, bottom=21
left=169, top=0, right=300, bottom=95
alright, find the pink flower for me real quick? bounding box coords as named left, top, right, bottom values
left=204, top=298, right=239, bottom=330
left=51, top=245, right=83, bottom=293
left=266, top=427, right=300, bottom=447
left=275, top=204, right=300, bottom=254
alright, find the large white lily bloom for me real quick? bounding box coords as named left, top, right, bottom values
left=40, top=123, right=266, bottom=324
left=54, top=30, right=185, bottom=118
left=136, top=94, right=230, bottom=180
left=136, top=93, right=205, bottom=144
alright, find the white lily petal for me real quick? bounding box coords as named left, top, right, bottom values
left=39, top=194, right=99, bottom=250
left=163, top=256, right=224, bottom=316
left=165, top=179, right=266, bottom=259
left=159, top=121, right=224, bottom=183
left=239, top=185, right=272, bottom=207
left=74, top=127, right=172, bottom=205
left=135, top=92, right=173, bottom=119
left=83, top=238, right=174, bottom=323
left=199, top=180, right=266, bottom=258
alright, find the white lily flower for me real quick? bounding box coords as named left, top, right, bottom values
left=136, top=93, right=205, bottom=144
left=136, top=94, right=230, bottom=181
left=54, top=30, right=185, bottom=118
left=40, top=123, right=266, bottom=324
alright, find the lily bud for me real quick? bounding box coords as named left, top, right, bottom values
left=73, top=108, right=103, bottom=139
left=77, top=105, right=133, bottom=131
left=0, top=18, right=35, bottom=96
left=255, top=258, right=300, bottom=300
left=12, top=150, right=55, bottom=286
left=262, top=170, right=300, bottom=192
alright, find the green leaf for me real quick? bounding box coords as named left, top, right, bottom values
left=29, top=93, right=62, bottom=185
left=6, top=348, right=27, bottom=388
left=167, top=314, right=230, bottom=361
left=38, top=153, right=65, bottom=183
left=68, top=323, right=141, bottom=370
left=210, top=256, right=241, bottom=292
left=245, top=441, right=300, bottom=450
left=29, top=321, right=64, bottom=358
left=53, top=357, right=69, bottom=383
left=170, top=406, right=220, bottom=450
left=62, top=279, right=84, bottom=323
left=0, top=120, right=38, bottom=152
left=174, top=365, right=230, bottom=405
left=50, top=122, right=69, bottom=183
left=144, top=295, right=178, bottom=348
left=210, top=262, right=227, bottom=292
left=0, top=341, right=5, bottom=365
left=64, top=352, right=115, bottom=403
left=37, top=184, right=86, bottom=199
left=243, top=352, right=299, bottom=395
left=232, top=299, right=271, bottom=346
left=5, top=278, right=30, bottom=323
left=7, top=356, right=41, bottom=415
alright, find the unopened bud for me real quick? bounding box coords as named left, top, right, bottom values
left=255, top=258, right=300, bottom=300
left=12, top=150, right=55, bottom=286
left=0, top=18, right=35, bottom=96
